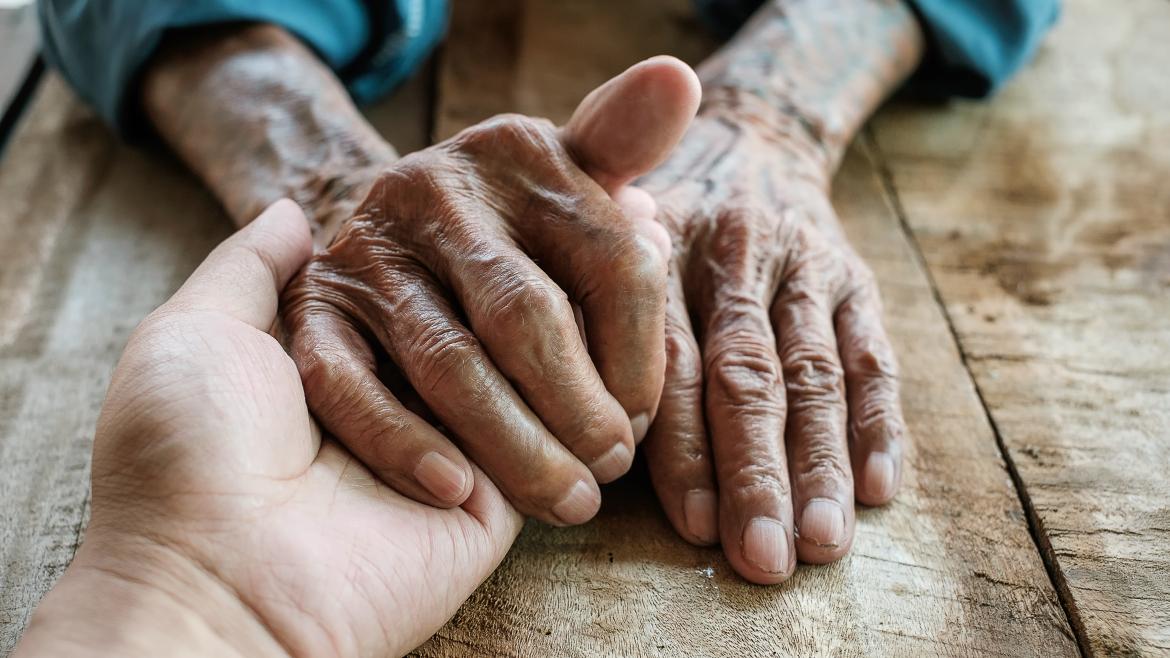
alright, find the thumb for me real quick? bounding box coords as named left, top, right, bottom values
left=167, top=199, right=313, bottom=329
left=562, top=55, right=701, bottom=194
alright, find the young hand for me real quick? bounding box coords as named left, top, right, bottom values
left=15, top=201, right=523, bottom=658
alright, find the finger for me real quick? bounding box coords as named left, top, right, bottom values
left=643, top=275, right=718, bottom=545
left=835, top=284, right=906, bottom=506
left=557, top=58, right=695, bottom=430
left=562, top=55, right=701, bottom=194
left=454, top=463, right=524, bottom=545
left=703, top=297, right=795, bottom=584
left=353, top=264, right=602, bottom=526
left=170, top=199, right=312, bottom=329
left=441, top=234, right=635, bottom=484
left=541, top=218, right=669, bottom=441
left=285, top=302, right=473, bottom=507
left=612, top=185, right=671, bottom=260
left=772, top=272, right=854, bottom=564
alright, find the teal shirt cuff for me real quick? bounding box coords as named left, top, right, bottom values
left=907, top=0, right=1060, bottom=98
left=692, top=0, right=1060, bottom=99
left=37, top=0, right=449, bottom=136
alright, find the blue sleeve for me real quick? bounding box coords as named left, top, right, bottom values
left=37, top=0, right=448, bottom=135
left=692, top=0, right=1060, bottom=98
left=907, top=0, right=1059, bottom=98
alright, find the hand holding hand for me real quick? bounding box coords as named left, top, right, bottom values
left=15, top=202, right=522, bottom=658
left=283, top=57, right=701, bottom=526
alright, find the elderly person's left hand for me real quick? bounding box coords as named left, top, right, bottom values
left=14, top=201, right=521, bottom=658
left=632, top=0, right=923, bottom=585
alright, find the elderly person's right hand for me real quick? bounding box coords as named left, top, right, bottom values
left=281, top=57, right=700, bottom=526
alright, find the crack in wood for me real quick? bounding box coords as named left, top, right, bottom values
left=863, top=127, right=1093, bottom=658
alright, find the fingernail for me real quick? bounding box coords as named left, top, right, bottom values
left=742, top=517, right=789, bottom=574
left=552, top=479, right=600, bottom=525
left=683, top=489, right=718, bottom=544
left=590, top=442, right=633, bottom=483
left=799, top=498, right=845, bottom=548
left=414, top=452, right=469, bottom=504
left=630, top=413, right=650, bottom=443
left=864, top=451, right=897, bottom=502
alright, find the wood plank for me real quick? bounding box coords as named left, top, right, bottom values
left=0, top=68, right=433, bottom=652
left=418, top=1, right=1078, bottom=655
left=872, top=0, right=1170, bottom=654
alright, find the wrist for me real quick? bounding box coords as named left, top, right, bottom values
left=693, top=0, right=924, bottom=175
left=695, top=88, right=835, bottom=187
left=14, top=531, right=288, bottom=658
left=293, top=159, right=389, bottom=246
left=141, top=23, right=396, bottom=239
left=641, top=106, right=832, bottom=199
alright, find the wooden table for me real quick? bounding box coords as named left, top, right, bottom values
left=2, top=0, right=1167, bottom=655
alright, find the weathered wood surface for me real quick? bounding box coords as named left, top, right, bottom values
left=414, top=1, right=1077, bottom=656
left=872, top=0, right=1170, bottom=654
left=0, top=70, right=432, bottom=653
left=2, top=0, right=1165, bottom=655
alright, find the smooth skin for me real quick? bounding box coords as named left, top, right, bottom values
left=14, top=201, right=521, bottom=658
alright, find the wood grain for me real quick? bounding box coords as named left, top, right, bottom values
left=414, top=1, right=1077, bottom=655
left=872, top=0, right=1170, bottom=654
left=0, top=68, right=433, bottom=653
left=8, top=0, right=1162, bottom=654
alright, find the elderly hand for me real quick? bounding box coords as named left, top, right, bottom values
left=282, top=57, right=701, bottom=526
left=15, top=201, right=523, bottom=658
left=638, top=105, right=908, bottom=584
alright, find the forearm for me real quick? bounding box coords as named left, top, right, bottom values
left=694, top=0, right=925, bottom=181
left=14, top=534, right=288, bottom=658
left=141, top=23, right=396, bottom=239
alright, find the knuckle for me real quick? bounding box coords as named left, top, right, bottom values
left=724, top=465, right=791, bottom=502
left=851, top=390, right=905, bottom=442
left=606, top=233, right=668, bottom=290
left=371, top=159, right=457, bottom=229
left=586, top=234, right=669, bottom=320
left=777, top=279, right=826, bottom=308
left=851, top=262, right=878, bottom=290
left=480, top=274, right=573, bottom=338
left=299, top=352, right=404, bottom=434
left=795, top=442, right=851, bottom=486
left=837, top=264, right=882, bottom=310
left=664, top=327, right=703, bottom=389
left=453, top=113, right=557, bottom=158
left=281, top=261, right=353, bottom=320
left=704, top=333, right=784, bottom=412
left=572, top=412, right=628, bottom=453
left=297, top=349, right=347, bottom=400
left=783, top=347, right=845, bottom=404
left=408, top=324, right=486, bottom=398
left=850, top=340, right=900, bottom=381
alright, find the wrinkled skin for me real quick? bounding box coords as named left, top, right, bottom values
left=638, top=111, right=908, bottom=584
left=16, top=202, right=522, bottom=658
left=136, top=0, right=922, bottom=588
left=280, top=59, right=700, bottom=527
